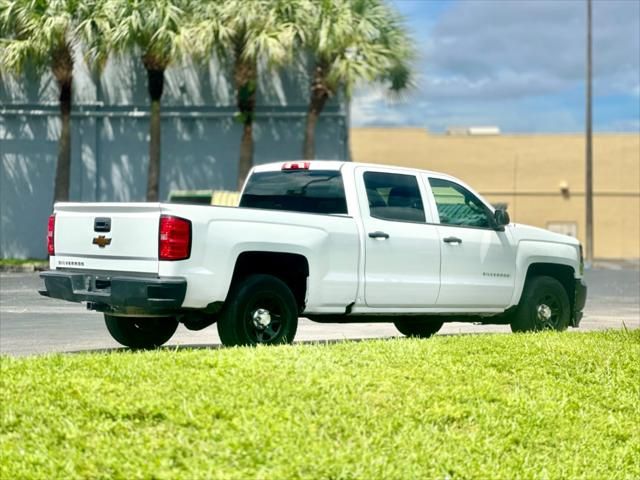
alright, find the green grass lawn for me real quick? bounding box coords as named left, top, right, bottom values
left=2, top=330, right=639, bottom=479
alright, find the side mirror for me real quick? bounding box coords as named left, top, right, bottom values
left=494, top=209, right=510, bottom=229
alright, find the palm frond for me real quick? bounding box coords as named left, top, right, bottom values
left=299, top=0, right=416, bottom=98
left=0, top=0, right=74, bottom=76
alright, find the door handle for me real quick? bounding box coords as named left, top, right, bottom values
left=443, top=236, right=462, bottom=244
left=368, top=231, right=390, bottom=239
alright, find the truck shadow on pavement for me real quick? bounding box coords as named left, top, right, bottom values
left=65, top=332, right=507, bottom=355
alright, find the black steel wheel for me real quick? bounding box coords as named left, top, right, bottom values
left=394, top=318, right=443, bottom=338
left=217, top=274, right=298, bottom=347
left=104, top=314, right=179, bottom=349
left=511, top=276, right=570, bottom=332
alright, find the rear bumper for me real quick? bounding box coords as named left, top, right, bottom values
left=40, top=270, right=186, bottom=315
left=573, top=278, right=587, bottom=327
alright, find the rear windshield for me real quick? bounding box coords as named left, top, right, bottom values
left=240, top=170, right=348, bottom=215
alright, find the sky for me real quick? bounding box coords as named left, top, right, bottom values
left=351, top=0, right=640, bottom=133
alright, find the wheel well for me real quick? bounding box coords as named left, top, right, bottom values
left=525, top=263, right=575, bottom=308
left=230, top=252, right=309, bottom=312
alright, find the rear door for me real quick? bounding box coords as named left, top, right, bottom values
left=356, top=167, right=441, bottom=307
left=52, top=203, right=161, bottom=274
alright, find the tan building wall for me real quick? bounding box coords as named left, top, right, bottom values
left=351, top=128, right=640, bottom=259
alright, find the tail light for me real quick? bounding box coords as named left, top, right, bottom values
left=159, top=215, right=191, bottom=261
left=47, top=214, right=55, bottom=256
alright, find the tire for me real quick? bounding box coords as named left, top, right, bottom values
left=394, top=318, right=443, bottom=338
left=104, top=314, right=179, bottom=349
left=510, top=276, right=570, bottom=332
left=217, top=274, right=299, bottom=347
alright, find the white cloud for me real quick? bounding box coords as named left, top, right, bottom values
left=351, top=83, right=417, bottom=125
left=420, top=0, right=639, bottom=99
left=352, top=0, right=640, bottom=132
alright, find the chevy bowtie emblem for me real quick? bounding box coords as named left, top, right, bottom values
left=92, top=235, right=112, bottom=248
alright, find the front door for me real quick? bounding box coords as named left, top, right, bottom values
left=426, top=176, right=516, bottom=308
left=357, top=168, right=441, bottom=308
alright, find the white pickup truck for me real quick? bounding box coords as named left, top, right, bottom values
left=41, top=161, right=587, bottom=348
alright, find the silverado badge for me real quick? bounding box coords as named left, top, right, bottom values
left=92, top=235, right=112, bottom=248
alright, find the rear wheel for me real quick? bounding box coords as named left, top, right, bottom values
left=217, top=274, right=298, bottom=347
left=394, top=318, right=443, bottom=338
left=511, top=276, right=570, bottom=332
left=104, top=314, right=179, bottom=349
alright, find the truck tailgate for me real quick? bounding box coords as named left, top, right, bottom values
left=52, top=203, right=161, bottom=274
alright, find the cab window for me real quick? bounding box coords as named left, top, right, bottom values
left=364, top=172, right=425, bottom=223
left=428, top=178, right=492, bottom=228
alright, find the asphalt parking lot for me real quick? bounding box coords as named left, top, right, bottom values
left=1, top=265, right=638, bottom=356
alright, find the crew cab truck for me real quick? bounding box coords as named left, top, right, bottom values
left=40, top=161, right=587, bottom=348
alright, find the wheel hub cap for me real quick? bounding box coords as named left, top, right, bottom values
left=537, top=304, right=552, bottom=322
left=252, top=308, right=272, bottom=329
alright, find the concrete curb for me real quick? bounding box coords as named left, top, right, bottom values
left=0, top=263, right=48, bottom=273
left=1, top=259, right=637, bottom=274
left=590, top=259, right=640, bottom=270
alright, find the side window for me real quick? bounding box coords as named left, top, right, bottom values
left=428, top=178, right=492, bottom=228
left=363, top=172, right=425, bottom=223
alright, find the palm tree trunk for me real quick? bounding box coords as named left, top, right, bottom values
left=303, top=63, right=330, bottom=160
left=53, top=79, right=72, bottom=202
left=303, top=108, right=317, bottom=161
left=146, top=68, right=165, bottom=202
left=235, top=57, right=257, bottom=190
left=51, top=43, right=74, bottom=203
left=238, top=122, right=254, bottom=190
left=303, top=95, right=328, bottom=160
left=147, top=98, right=161, bottom=201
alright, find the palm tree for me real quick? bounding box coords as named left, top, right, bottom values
left=0, top=0, right=78, bottom=202
left=300, top=0, right=414, bottom=160
left=188, top=0, right=299, bottom=189
left=88, top=0, right=189, bottom=201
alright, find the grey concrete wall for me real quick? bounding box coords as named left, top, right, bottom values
left=0, top=56, right=349, bottom=259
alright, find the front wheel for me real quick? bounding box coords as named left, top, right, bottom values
left=510, top=276, right=570, bottom=332
left=104, top=314, right=179, bottom=349
left=217, top=274, right=299, bottom=347
left=394, top=318, right=443, bottom=338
